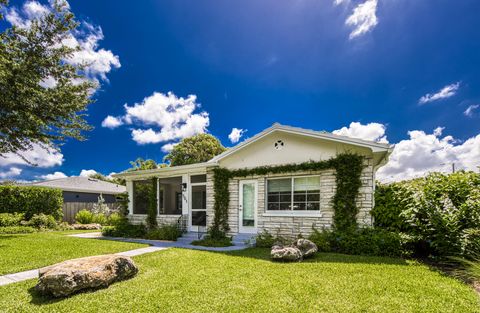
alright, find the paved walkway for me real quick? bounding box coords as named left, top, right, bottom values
left=69, top=232, right=251, bottom=251
left=0, top=232, right=249, bottom=287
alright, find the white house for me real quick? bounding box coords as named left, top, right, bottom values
left=116, top=123, right=392, bottom=238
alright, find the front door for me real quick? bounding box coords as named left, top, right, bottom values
left=190, top=185, right=207, bottom=232
left=239, top=180, right=257, bottom=233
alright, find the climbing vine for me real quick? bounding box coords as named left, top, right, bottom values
left=210, top=153, right=365, bottom=238
left=147, top=177, right=158, bottom=229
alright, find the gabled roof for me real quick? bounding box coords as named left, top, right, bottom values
left=209, top=123, right=393, bottom=163
left=27, top=176, right=126, bottom=194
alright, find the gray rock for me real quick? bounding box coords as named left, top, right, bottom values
left=36, top=255, right=138, bottom=297
left=294, top=238, right=318, bottom=258
left=271, top=245, right=303, bottom=262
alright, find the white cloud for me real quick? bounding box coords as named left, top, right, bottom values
left=161, top=143, right=178, bottom=153
left=464, top=104, right=479, bottom=117
left=107, top=91, right=210, bottom=147
left=377, top=128, right=480, bottom=182
left=0, top=167, right=23, bottom=179
left=345, top=0, right=378, bottom=39
left=106, top=172, right=116, bottom=180
left=228, top=128, right=246, bottom=144
left=5, top=1, right=120, bottom=87
left=0, top=143, right=64, bottom=168
left=101, top=115, right=123, bottom=129
left=333, top=122, right=388, bottom=143
left=334, top=0, right=349, bottom=6
left=39, top=171, right=67, bottom=180
left=79, top=169, right=98, bottom=177
left=419, top=82, right=460, bottom=104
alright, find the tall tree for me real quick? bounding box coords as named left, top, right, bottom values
left=164, top=134, right=226, bottom=166
left=128, top=158, right=160, bottom=171
left=0, top=1, right=95, bottom=160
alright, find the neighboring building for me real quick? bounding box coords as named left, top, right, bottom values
left=28, top=176, right=126, bottom=203
left=116, top=123, right=393, bottom=237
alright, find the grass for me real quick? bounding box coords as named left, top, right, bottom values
left=0, top=231, right=147, bottom=275
left=0, top=248, right=479, bottom=312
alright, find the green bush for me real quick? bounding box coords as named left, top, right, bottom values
left=308, top=229, right=333, bottom=252
left=92, top=213, right=108, bottom=225
left=0, top=185, right=63, bottom=220
left=191, top=236, right=232, bottom=247
left=0, top=226, right=36, bottom=234
left=107, top=212, right=124, bottom=226
left=373, top=171, right=480, bottom=258
left=255, top=229, right=289, bottom=248
left=145, top=224, right=182, bottom=241
left=0, top=213, right=25, bottom=227
left=75, top=210, right=94, bottom=224
left=25, top=214, right=58, bottom=229
left=460, top=229, right=480, bottom=259
left=101, top=221, right=146, bottom=238
left=308, top=228, right=403, bottom=257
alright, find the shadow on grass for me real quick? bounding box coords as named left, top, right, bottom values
left=218, top=247, right=409, bottom=266
left=27, top=284, right=114, bottom=306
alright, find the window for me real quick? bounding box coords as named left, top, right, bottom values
left=267, top=176, right=320, bottom=211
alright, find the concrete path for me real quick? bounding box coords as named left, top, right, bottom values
left=69, top=232, right=251, bottom=251
left=0, top=245, right=166, bottom=287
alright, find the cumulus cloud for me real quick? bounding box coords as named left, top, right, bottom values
left=39, top=171, right=68, bottom=180
left=464, top=104, right=479, bottom=117
left=419, top=82, right=460, bottom=104
left=0, top=143, right=64, bottom=168
left=333, top=122, right=388, bottom=143
left=105, top=91, right=210, bottom=148
left=161, top=143, right=178, bottom=153
left=228, top=128, right=246, bottom=144
left=101, top=115, right=123, bottom=129
left=334, top=0, right=349, bottom=5
left=5, top=0, right=120, bottom=88
left=79, top=169, right=98, bottom=177
left=377, top=127, right=480, bottom=182
left=0, top=167, right=23, bottom=179
left=345, top=0, right=378, bottom=39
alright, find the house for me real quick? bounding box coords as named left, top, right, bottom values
left=116, top=123, right=392, bottom=238
left=28, top=176, right=126, bottom=203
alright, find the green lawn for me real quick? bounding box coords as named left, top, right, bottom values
left=1, top=248, right=478, bottom=312
left=0, top=231, right=147, bottom=275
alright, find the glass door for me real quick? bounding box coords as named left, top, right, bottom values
left=239, top=180, right=257, bottom=233
left=190, top=185, right=207, bottom=231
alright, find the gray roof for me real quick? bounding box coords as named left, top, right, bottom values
left=28, top=177, right=126, bottom=194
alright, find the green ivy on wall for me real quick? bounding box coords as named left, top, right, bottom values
left=209, top=153, right=365, bottom=238
left=146, top=177, right=158, bottom=229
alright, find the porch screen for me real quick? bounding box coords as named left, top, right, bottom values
left=133, top=180, right=152, bottom=214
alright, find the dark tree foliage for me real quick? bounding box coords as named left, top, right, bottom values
left=164, top=134, right=226, bottom=166
left=0, top=0, right=96, bottom=160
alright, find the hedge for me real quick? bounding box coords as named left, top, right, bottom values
left=0, top=185, right=63, bottom=220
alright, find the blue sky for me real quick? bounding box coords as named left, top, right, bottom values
left=1, top=0, right=480, bottom=182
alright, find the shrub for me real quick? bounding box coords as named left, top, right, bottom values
left=145, top=224, right=182, bottom=241
left=0, top=185, right=63, bottom=220
left=191, top=236, right=232, bottom=247
left=460, top=228, right=480, bottom=259
left=107, top=212, right=124, bottom=226
left=255, top=229, right=289, bottom=248
left=0, top=226, right=36, bottom=234
left=25, top=214, right=58, bottom=229
left=0, top=213, right=25, bottom=227
left=75, top=210, right=94, bottom=224
left=373, top=171, right=480, bottom=258
left=92, top=213, right=108, bottom=225
left=308, top=228, right=403, bottom=258
left=101, top=221, right=146, bottom=238
left=308, top=229, right=332, bottom=252
left=371, top=183, right=409, bottom=232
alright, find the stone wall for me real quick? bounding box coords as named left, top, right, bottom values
left=206, top=158, right=374, bottom=238
left=129, top=214, right=182, bottom=226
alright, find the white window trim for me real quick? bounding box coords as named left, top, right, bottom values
left=265, top=175, right=322, bottom=216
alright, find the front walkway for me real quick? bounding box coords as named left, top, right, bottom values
left=69, top=232, right=251, bottom=251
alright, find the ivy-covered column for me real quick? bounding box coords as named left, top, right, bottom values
left=146, top=177, right=158, bottom=229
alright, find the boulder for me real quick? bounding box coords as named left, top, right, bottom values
left=36, top=255, right=138, bottom=297
left=293, top=238, right=318, bottom=258
left=271, top=245, right=303, bottom=262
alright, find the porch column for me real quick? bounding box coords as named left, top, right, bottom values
left=181, top=174, right=189, bottom=216
left=126, top=180, right=134, bottom=215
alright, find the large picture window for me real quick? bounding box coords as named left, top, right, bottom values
left=267, top=176, right=320, bottom=211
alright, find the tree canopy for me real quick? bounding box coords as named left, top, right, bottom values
left=164, top=134, right=226, bottom=166
left=0, top=1, right=95, bottom=159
